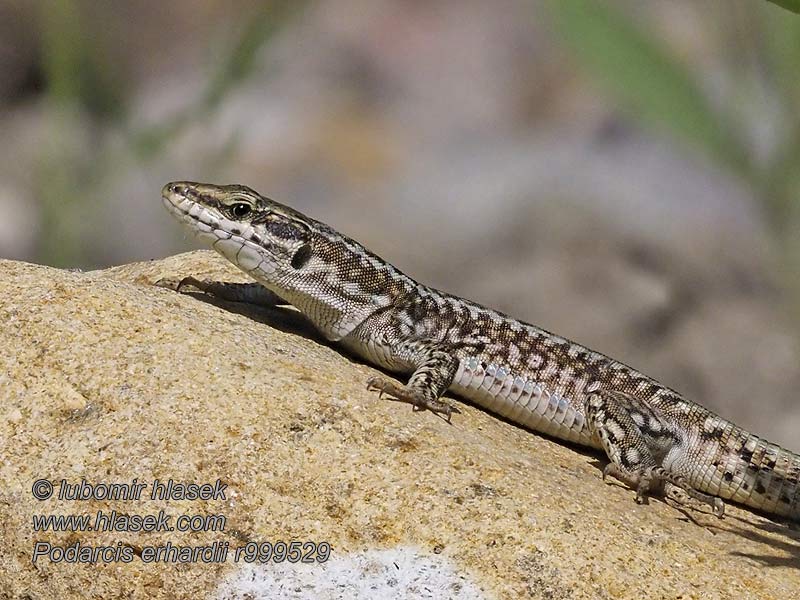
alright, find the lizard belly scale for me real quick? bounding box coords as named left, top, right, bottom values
left=451, top=356, right=597, bottom=447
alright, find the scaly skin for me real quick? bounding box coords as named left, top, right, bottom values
left=159, top=181, right=800, bottom=522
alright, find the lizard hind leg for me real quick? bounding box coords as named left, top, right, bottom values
left=586, top=390, right=724, bottom=517
left=586, top=392, right=659, bottom=498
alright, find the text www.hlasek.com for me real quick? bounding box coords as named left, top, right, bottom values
left=32, top=510, right=225, bottom=533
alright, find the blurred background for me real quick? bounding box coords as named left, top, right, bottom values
left=1, top=0, right=799, bottom=448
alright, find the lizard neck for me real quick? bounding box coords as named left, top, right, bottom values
left=253, top=232, right=419, bottom=342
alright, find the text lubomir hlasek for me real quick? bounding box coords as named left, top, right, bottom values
left=55, top=478, right=227, bottom=501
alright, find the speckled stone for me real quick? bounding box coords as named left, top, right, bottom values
left=1, top=251, right=798, bottom=599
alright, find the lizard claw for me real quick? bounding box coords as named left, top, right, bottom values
left=366, top=376, right=390, bottom=400
left=153, top=277, right=182, bottom=291
left=365, top=375, right=457, bottom=423
left=365, top=376, right=382, bottom=392
left=154, top=276, right=205, bottom=294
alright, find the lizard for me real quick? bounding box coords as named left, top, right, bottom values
left=158, top=180, right=800, bottom=522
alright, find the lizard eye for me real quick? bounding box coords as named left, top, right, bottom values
left=230, top=203, right=252, bottom=218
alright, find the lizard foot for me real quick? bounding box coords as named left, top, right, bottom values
left=366, top=376, right=459, bottom=422
left=154, top=276, right=208, bottom=293
left=642, top=468, right=725, bottom=518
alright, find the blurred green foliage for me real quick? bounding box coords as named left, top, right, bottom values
left=767, top=0, right=800, bottom=14
left=132, top=5, right=299, bottom=158
left=546, top=0, right=800, bottom=321
left=31, top=0, right=800, bottom=329
left=40, top=0, right=125, bottom=119
left=35, top=0, right=304, bottom=267
left=547, top=0, right=749, bottom=175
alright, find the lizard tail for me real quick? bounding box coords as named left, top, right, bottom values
left=687, top=421, right=800, bottom=520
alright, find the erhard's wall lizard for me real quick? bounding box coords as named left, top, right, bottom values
left=159, top=181, right=800, bottom=522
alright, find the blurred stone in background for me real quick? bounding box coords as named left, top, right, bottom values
left=0, top=0, right=798, bottom=447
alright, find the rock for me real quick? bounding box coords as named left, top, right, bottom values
left=1, top=251, right=798, bottom=599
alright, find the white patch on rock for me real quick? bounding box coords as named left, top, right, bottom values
left=214, top=546, right=488, bottom=600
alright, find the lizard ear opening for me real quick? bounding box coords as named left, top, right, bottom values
left=290, top=243, right=313, bottom=269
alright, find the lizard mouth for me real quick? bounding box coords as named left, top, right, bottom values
left=161, top=183, right=274, bottom=275
left=161, top=184, right=220, bottom=232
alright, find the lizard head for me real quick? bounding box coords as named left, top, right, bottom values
left=162, top=180, right=418, bottom=340
left=162, top=181, right=314, bottom=277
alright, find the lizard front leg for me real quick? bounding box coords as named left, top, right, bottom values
left=587, top=389, right=724, bottom=517
left=155, top=278, right=288, bottom=307
left=366, top=340, right=461, bottom=422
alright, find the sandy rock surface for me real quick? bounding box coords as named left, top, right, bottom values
left=1, top=251, right=798, bottom=599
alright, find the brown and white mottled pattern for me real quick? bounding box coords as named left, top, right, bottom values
left=160, top=181, right=800, bottom=522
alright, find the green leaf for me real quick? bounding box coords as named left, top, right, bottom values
left=545, top=0, right=749, bottom=173
left=766, top=0, right=800, bottom=15
left=763, top=1, right=800, bottom=107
